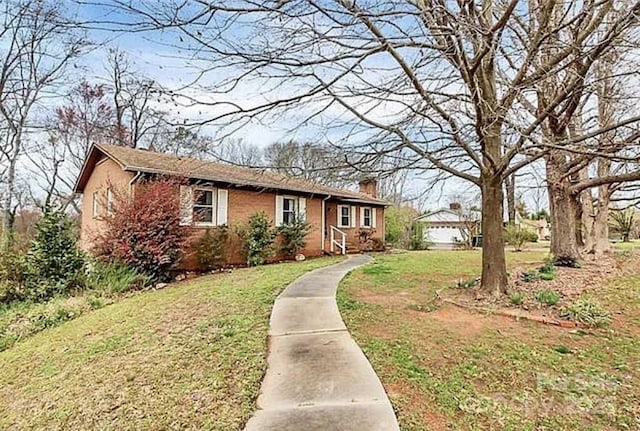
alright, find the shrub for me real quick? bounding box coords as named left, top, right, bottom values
left=534, top=289, right=560, bottom=306
left=510, top=291, right=524, bottom=305
left=94, top=179, right=188, bottom=281
left=22, top=207, right=85, bottom=301
left=384, top=206, right=417, bottom=248
left=539, top=272, right=556, bottom=281
left=504, top=224, right=536, bottom=251
left=456, top=277, right=478, bottom=289
left=86, top=261, right=151, bottom=295
left=538, top=257, right=556, bottom=275
left=520, top=270, right=540, bottom=282
left=560, top=297, right=612, bottom=327
left=194, top=226, right=229, bottom=270
left=0, top=251, right=24, bottom=303
left=369, top=237, right=385, bottom=251
left=86, top=296, right=105, bottom=310
left=278, top=216, right=311, bottom=258
left=237, top=211, right=277, bottom=266
left=409, top=221, right=429, bottom=250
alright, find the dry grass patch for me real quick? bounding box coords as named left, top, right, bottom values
left=0, top=256, right=342, bottom=431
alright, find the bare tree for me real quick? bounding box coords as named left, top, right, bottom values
left=531, top=3, right=640, bottom=264
left=101, top=0, right=640, bottom=295
left=107, top=48, right=166, bottom=148
left=0, top=0, right=84, bottom=248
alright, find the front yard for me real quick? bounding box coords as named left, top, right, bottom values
left=0, top=256, right=342, bottom=430
left=338, top=250, right=639, bottom=430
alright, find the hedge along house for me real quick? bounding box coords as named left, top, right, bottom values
left=74, top=144, right=387, bottom=268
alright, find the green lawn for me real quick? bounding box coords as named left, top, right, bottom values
left=338, top=250, right=639, bottom=431
left=0, top=256, right=342, bottom=430
left=613, top=240, right=640, bottom=250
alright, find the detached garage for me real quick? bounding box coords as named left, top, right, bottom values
left=415, top=204, right=480, bottom=248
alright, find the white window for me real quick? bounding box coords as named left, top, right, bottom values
left=179, top=186, right=229, bottom=227
left=359, top=206, right=377, bottom=228
left=362, top=207, right=372, bottom=227
left=283, top=197, right=297, bottom=225
left=106, top=188, right=114, bottom=215
left=338, top=205, right=351, bottom=228
left=92, top=191, right=99, bottom=218
left=193, top=188, right=217, bottom=225
left=275, top=195, right=306, bottom=226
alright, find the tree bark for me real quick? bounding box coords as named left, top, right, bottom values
left=505, top=174, right=516, bottom=224
left=580, top=173, right=612, bottom=255
left=481, top=174, right=508, bottom=296
left=547, top=152, right=581, bottom=262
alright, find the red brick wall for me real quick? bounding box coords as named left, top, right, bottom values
left=182, top=188, right=326, bottom=269
left=79, top=156, right=134, bottom=251
left=324, top=201, right=385, bottom=251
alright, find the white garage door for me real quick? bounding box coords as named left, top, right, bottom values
left=425, top=227, right=460, bottom=244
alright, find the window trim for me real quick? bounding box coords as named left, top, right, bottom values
left=92, top=191, right=100, bottom=218
left=106, top=188, right=114, bottom=216
left=338, top=205, right=351, bottom=228
left=282, top=195, right=298, bottom=225
left=192, top=187, right=217, bottom=226
left=362, top=207, right=372, bottom=228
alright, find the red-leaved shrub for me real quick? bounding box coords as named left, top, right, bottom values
left=94, top=179, right=187, bottom=280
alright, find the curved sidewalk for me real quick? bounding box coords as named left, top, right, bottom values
left=244, top=255, right=400, bottom=431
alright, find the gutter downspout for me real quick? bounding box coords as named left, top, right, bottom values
left=322, top=195, right=332, bottom=251
left=129, top=171, right=143, bottom=194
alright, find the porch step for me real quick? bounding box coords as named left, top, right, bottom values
left=324, top=242, right=361, bottom=255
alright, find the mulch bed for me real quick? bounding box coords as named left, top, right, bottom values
left=443, top=252, right=638, bottom=327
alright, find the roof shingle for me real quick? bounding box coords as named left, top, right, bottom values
left=76, top=143, right=386, bottom=205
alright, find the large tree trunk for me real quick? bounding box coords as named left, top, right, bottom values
left=582, top=189, right=611, bottom=255
left=575, top=190, right=586, bottom=248
left=580, top=186, right=596, bottom=251
left=547, top=152, right=581, bottom=263
left=481, top=174, right=508, bottom=296
left=505, top=174, right=516, bottom=224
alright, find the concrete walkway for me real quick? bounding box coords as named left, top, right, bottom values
left=244, top=255, right=400, bottom=431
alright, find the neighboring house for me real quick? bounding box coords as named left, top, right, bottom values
left=416, top=203, right=480, bottom=248
left=74, top=143, right=387, bottom=268
left=417, top=202, right=550, bottom=248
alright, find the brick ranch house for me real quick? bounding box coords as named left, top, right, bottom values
left=74, top=143, right=387, bottom=268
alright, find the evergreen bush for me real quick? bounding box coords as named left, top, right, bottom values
left=237, top=212, right=277, bottom=266
left=278, top=216, right=311, bottom=258
left=194, top=226, right=230, bottom=270
left=22, top=207, right=85, bottom=301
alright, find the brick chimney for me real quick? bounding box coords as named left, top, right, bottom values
left=359, top=178, right=377, bottom=197
left=449, top=202, right=461, bottom=211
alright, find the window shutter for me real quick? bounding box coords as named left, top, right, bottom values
left=360, top=207, right=365, bottom=227
left=351, top=206, right=356, bottom=228
left=106, top=189, right=113, bottom=215
left=217, top=189, right=228, bottom=226
left=179, top=185, right=193, bottom=226
left=372, top=208, right=377, bottom=228
left=298, top=197, right=306, bottom=221
left=275, top=195, right=284, bottom=226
